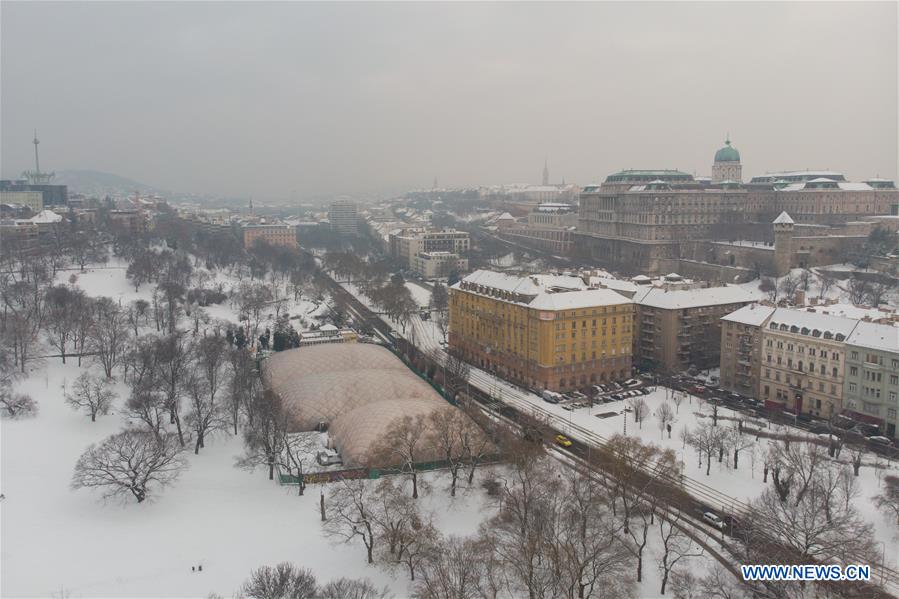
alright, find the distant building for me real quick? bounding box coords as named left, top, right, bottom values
left=297, top=325, right=358, bottom=347
left=0, top=181, right=67, bottom=207
left=449, top=270, right=634, bottom=392
left=576, top=138, right=899, bottom=275
left=632, top=278, right=756, bottom=373
left=759, top=308, right=858, bottom=418
left=243, top=224, right=298, bottom=249
left=0, top=191, right=42, bottom=213
left=389, top=228, right=471, bottom=278
left=844, top=321, right=899, bottom=438
left=108, top=209, right=147, bottom=234
left=412, top=251, right=468, bottom=278
left=720, top=304, right=776, bottom=399
left=498, top=203, right=577, bottom=254
left=329, top=199, right=359, bottom=236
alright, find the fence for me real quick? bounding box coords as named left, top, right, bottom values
left=277, top=454, right=505, bottom=487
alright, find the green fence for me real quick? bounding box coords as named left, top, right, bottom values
left=277, top=454, right=505, bottom=486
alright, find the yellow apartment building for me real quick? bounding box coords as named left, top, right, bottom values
left=449, top=270, right=634, bottom=392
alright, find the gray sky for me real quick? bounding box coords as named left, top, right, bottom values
left=2, top=2, right=897, bottom=200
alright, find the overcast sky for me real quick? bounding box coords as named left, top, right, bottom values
left=2, top=2, right=896, bottom=200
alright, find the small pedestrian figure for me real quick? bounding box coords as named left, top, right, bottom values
left=198, top=565, right=203, bottom=572
left=191, top=566, right=195, bottom=572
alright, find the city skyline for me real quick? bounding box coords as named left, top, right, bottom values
left=2, top=2, right=897, bottom=200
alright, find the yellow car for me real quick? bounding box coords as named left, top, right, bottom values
left=554, top=434, right=573, bottom=448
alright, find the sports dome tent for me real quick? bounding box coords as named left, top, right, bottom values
left=263, top=344, right=458, bottom=466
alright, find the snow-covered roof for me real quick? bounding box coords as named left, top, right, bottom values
left=264, top=344, right=463, bottom=466
left=634, top=285, right=755, bottom=310
left=722, top=304, right=776, bottom=326
left=773, top=211, right=794, bottom=225
left=319, top=324, right=338, bottom=332
left=529, top=288, right=631, bottom=311
left=496, top=212, right=515, bottom=220
left=29, top=210, right=63, bottom=224
left=845, top=321, right=899, bottom=353
left=529, top=273, right=586, bottom=291
left=460, top=270, right=543, bottom=296
left=767, top=308, right=860, bottom=339
left=456, top=270, right=630, bottom=310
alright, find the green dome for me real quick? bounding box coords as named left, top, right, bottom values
left=714, top=138, right=740, bottom=162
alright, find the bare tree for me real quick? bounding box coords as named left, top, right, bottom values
left=237, top=389, right=288, bottom=481
left=670, top=563, right=750, bottom=599
left=71, top=430, right=187, bottom=503
left=228, top=348, right=257, bottom=434
left=874, top=475, right=899, bottom=525
left=778, top=274, right=801, bottom=302
left=184, top=372, right=227, bottom=454
left=654, top=402, right=676, bottom=439
left=322, top=478, right=378, bottom=564
left=319, top=578, right=393, bottom=599
left=370, top=414, right=430, bottom=499
left=90, top=298, right=130, bottom=378
left=797, top=269, right=812, bottom=292
left=627, top=396, right=648, bottom=429
left=657, top=513, right=703, bottom=595
left=44, top=285, right=80, bottom=363
left=156, top=333, right=192, bottom=447
left=847, top=276, right=871, bottom=305
left=374, top=478, right=437, bottom=581
left=240, top=562, right=318, bottom=599
left=758, top=277, right=778, bottom=302
left=672, top=391, right=684, bottom=414
left=413, top=536, right=481, bottom=599
left=65, top=371, right=116, bottom=422
left=753, top=450, right=875, bottom=565
left=0, top=390, right=38, bottom=419
left=817, top=271, right=836, bottom=300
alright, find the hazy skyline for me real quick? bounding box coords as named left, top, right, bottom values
left=2, top=2, right=897, bottom=200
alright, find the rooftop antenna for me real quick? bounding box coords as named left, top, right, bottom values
left=22, top=129, right=55, bottom=184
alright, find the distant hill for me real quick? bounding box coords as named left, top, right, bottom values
left=54, top=169, right=168, bottom=197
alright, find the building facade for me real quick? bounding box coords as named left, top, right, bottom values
left=389, top=228, right=470, bottom=270
left=844, top=322, right=899, bottom=438
left=576, top=140, right=898, bottom=275
left=449, top=270, right=634, bottom=392
left=412, top=251, right=468, bottom=279
left=242, top=224, right=299, bottom=249
left=328, top=199, right=359, bottom=236
left=498, top=203, right=577, bottom=254
left=720, top=304, right=776, bottom=399
left=0, top=191, right=43, bottom=213
left=759, top=309, right=857, bottom=418
left=633, top=282, right=755, bottom=373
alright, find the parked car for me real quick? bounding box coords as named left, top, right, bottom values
left=869, top=436, right=893, bottom=447
left=702, top=511, right=725, bottom=530
left=639, top=387, right=651, bottom=395
left=316, top=451, right=344, bottom=467
left=623, top=378, right=640, bottom=388
left=689, top=385, right=706, bottom=395
left=554, top=434, right=573, bottom=448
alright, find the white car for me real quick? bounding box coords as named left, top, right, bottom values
left=702, top=511, right=725, bottom=530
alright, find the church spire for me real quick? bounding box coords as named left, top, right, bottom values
left=542, top=158, right=549, bottom=186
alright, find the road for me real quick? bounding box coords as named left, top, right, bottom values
left=316, top=266, right=899, bottom=597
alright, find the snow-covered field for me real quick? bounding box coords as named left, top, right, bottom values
left=3, top=264, right=496, bottom=597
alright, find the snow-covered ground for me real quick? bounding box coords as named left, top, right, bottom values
left=340, top=274, right=899, bottom=579
left=404, top=281, right=432, bottom=308
left=57, top=258, right=331, bottom=333
left=3, top=264, right=496, bottom=597
left=1, top=360, right=492, bottom=596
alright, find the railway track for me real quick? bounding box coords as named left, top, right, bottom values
left=315, top=266, right=899, bottom=597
